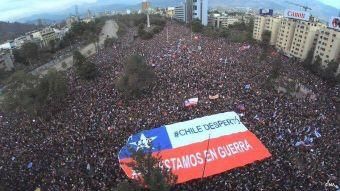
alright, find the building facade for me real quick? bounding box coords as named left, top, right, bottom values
left=40, top=28, right=57, bottom=47
left=275, top=18, right=297, bottom=55
left=253, top=15, right=281, bottom=45
left=253, top=11, right=340, bottom=70
left=166, top=7, right=175, bottom=18
left=209, top=15, right=242, bottom=28
left=0, top=41, right=15, bottom=50
left=313, top=28, right=340, bottom=66
left=191, top=0, right=208, bottom=26
left=289, top=20, right=321, bottom=60
left=174, top=5, right=186, bottom=22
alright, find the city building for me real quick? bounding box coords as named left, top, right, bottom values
left=265, top=17, right=281, bottom=45
left=313, top=27, right=340, bottom=66
left=253, top=9, right=340, bottom=72
left=66, top=15, right=79, bottom=28
left=174, top=4, right=187, bottom=22
left=275, top=18, right=298, bottom=55
left=53, top=27, right=69, bottom=40
left=0, top=50, right=14, bottom=71
left=0, top=41, right=15, bottom=50
left=40, top=27, right=57, bottom=47
left=209, top=15, right=243, bottom=28
left=14, top=36, right=29, bottom=49
left=253, top=15, right=281, bottom=45
left=188, top=0, right=209, bottom=26
left=289, top=20, right=322, bottom=60
left=166, top=7, right=175, bottom=18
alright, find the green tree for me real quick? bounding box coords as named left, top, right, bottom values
left=261, top=30, right=271, bottom=48
left=104, top=37, right=117, bottom=48
left=303, top=49, right=314, bottom=68
left=77, top=61, right=97, bottom=80
left=73, top=50, right=86, bottom=67
left=116, top=148, right=177, bottom=191
left=2, top=71, right=39, bottom=113
left=1, top=70, right=68, bottom=115
left=322, top=60, right=339, bottom=81
left=12, top=49, right=27, bottom=64
left=191, top=19, right=203, bottom=33
left=311, top=55, right=322, bottom=74
left=48, top=39, right=56, bottom=53
left=37, top=69, right=68, bottom=105
left=21, top=42, right=39, bottom=65
left=116, top=55, right=156, bottom=97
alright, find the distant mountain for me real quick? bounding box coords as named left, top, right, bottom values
left=0, top=22, right=38, bottom=44
left=208, top=0, right=338, bottom=21
left=16, top=0, right=338, bottom=24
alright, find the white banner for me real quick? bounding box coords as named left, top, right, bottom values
left=284, top=9, right=310, bottom=21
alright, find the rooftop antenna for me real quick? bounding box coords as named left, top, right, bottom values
left=75, top=5, right=79, bottom=18
left=285, top=1, right=312, bottom=11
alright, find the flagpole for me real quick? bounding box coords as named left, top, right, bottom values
left=201, top=133, right=211, bottom=179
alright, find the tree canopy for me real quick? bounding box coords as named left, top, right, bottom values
left=116, top=148, right=177, bottom=191
left=1, top=69, right=68, bottom=115
left=116, top=55, right=156, bottom=97
left=73, top=50, right=97, bottom=80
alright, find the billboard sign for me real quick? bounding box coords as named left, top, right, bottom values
left=329, top=17, right=340, bottom=30
left=284, top=9, right=310, bottom=21
left=118, top=112, right=272, bottom=183
left=259, top=9, right=273, bottom=16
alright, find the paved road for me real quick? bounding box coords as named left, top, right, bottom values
left=31, top=20, right=118, bottom=76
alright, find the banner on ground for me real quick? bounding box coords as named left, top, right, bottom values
left=184, top=97, right=198, bottom=107
left=118, top=112, right=271, bottom=183
left=239, top=45, right=250, bottom=51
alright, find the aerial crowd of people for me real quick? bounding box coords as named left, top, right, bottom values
left=0, top=20, right=339, bottom=190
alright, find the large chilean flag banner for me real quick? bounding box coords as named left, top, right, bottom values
left=118, top=112, right=271, bottom=183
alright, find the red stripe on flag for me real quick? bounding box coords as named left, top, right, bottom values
left=119, top=131, right=271, bottom=183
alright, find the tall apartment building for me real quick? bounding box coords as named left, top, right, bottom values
left=275, top=18, right=297, bottom=55
left=314, top=28, right=340, bottom=66
left=209, top=15, right=242, bottom=28
left=289, top=20, right=322, bottom=60
left=174, top=5, right=186, bottom=22
left=40, top=28, right=57, bottom=47
left=253, top=16, right=266, bottom=41
left=166, top=7, right=175, bottom=18
left=193, top=0, right=208, bottom=26
left=174, top=0, right=208, bottom=25
left=265, top=17, right=281, bottom=45
left=185, top=0, right=208, bottom=26
left=253, top=16, right=281, bottom=45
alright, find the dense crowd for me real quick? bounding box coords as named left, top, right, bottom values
left=0, top=21, right=339, bottom=191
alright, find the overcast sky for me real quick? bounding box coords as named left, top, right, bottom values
left=0, top=0, right=339, bottom=22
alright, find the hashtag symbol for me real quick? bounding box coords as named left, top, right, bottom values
left=174, top=131, right=179, bottom=137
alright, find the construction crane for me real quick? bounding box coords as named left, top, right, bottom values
left=285, top=1, right=312, bottom=11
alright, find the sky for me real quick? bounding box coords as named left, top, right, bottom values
left=0, top=0, right=339, bottom=22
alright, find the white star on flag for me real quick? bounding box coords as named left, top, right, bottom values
left=129, top=133, right=157, bottom=151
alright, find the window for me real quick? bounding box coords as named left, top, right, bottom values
left=193, top=5, right=197, bottom=10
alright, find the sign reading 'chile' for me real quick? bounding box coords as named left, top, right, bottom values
left=284, top=9, right=311, bottom=21
left=118, top=112, right=272, bottom=183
